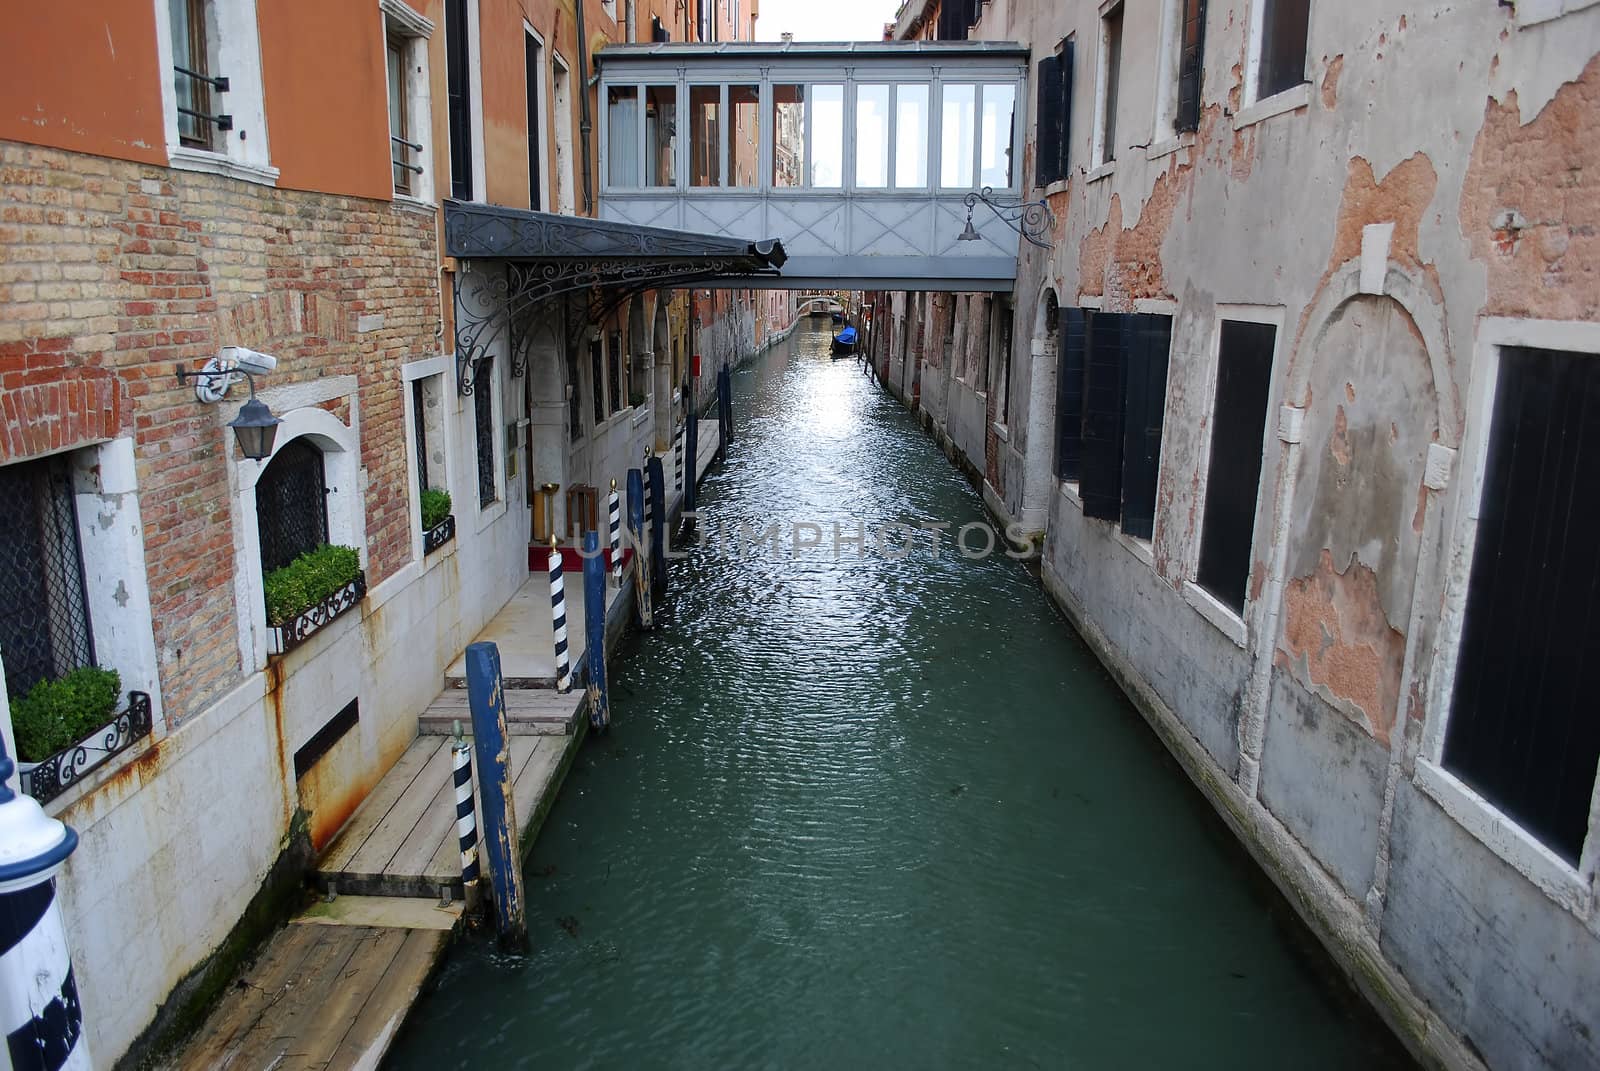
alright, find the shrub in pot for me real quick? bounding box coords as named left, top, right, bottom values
left=262, top=544, right=362, bottom=626
left=420, top=487, right=452, bottom=531
left=10, top=667, right=122, bottom=763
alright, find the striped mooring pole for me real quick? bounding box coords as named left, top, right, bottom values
left=0, top=739, right=90, bottom=1070
left=673, top=421, right=685, bottom=502
left=581, top=529, right=611, bottom=732
left=464, top=642, right=528, bottom=949
left=547, top=535, right=570, bottom=693
left=627, top=468, right=653, bottom=629
left=647, top=454, right=668, bottom=604
left=607, top=480, right=622, bottom=588
left=450, top=723, right=480, bottom=905
left=642, top=447, right=655, bottom=544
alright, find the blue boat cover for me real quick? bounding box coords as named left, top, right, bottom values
left=836, top=327, right=857, bottom=345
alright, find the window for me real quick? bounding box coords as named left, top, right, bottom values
left=1095, top=3, right=1124, bottom=167
left=940, top=84, right=975, bottom=187
left=1175, top=0, right=1206, bottom=132
left=170, top=0, right=218, bottom=150
left=645, top=85, right=677, bottom=187
left=567, top=343, right=583, bottom=441
left=411, top=377, right=431, bottom=492
left=1056, top=308, right=1173, bottom=539
left=1255, top=0, right=1310, bottom=101
left=552, top=55, right=576, bottom=213
left=474, top=359, right=497, bottom=507
left=445, top=0, right=474, bottom=200
left=256, top=439, right=330, bottom=573
left=856, top=85, right=890, bottom=188
left=772, top=85, right=805, bottom=187
left=690, top=85, right=720, bottom=186
left=1196, top=320, right=1274, bottom=612
left=590, top=338, right=605, bottom=425
left=607, top=86, right=640, bottom=186
left=894, top=84, right=930, bottom=187
left=0, top=455, right=94, bottom=700
left=1034, top=41, right=1073, bottom=187
left=1442, top=345, right=1600, bottom=866
left=992, top=298, right=1014, bottom=424
left=608, top=329, right=624, bottom=414
left=980, top=83, right=1016, bottom=188
left=383, top=4, right=433, bottom=200
left=811, top=84, right=844, bottom=188
left=526, top=32, right=542, bottom=208
left=729, top=85, right=760, bottom=186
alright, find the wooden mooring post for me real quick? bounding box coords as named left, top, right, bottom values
left=582, top=530, right=612, bottom=732
left=463, top=642, right=528, bottom=949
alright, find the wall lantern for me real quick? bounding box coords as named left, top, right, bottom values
left=175, top=347, right=282, bottom=461
left=957, top=186, right=1055, bottom=249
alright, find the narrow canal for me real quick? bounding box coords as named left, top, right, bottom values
left=391, top=324, right=1408, bottom=1068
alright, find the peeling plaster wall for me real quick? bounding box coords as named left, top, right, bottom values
left=890, top=0, right=1600, bottom=1066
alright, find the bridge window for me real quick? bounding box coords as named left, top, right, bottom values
left=895, top=84, right=930, bottom=187
left=856, top=85, right=891, bottom=188
left=772, top=85, right=805, bottom=187
left=607, top=86, right=640, bottom=186
left=645, top=85, right=677, bottom=186
left=980, top=84, right=1016, bottom=187
left=730, top=85, right=760, bottom=186
left=940, top=84, right=976, bottom=188
left=690, top=85, right=720, bottom=186
left=811, top=84, right=844, bottom=188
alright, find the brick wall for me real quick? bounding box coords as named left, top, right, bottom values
left=0, top=142, right=438, bottom=726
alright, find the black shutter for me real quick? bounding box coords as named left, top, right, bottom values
left=1119, top=314, right=1172, bottom=541
left=1175, top=0, right=1206, bottom=133
left=1443, top=346, right=1600, bottom=865
left=1079, top=311, right=1125, bottom=520
left=1054, top=306, right=1086, bottom=480
left=445, top=0, right=473, bottom=200
left=1035, top=54, right=1062, bottom=188
left=525, top=35, right=541, bottom=210
left=1197, top=320, right=1275, bottom=611
left=1058, top=40, right=1074, bottom=176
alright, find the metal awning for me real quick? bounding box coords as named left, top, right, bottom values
left=444, top=200, right=786, bottom=394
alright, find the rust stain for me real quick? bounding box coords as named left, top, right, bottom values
left=1250, top=559, right=1268, bottom=602
left=1321, top=54, right=1344, bottom=110
left=1280, top=549, right=1406, bottom=743
left=1330, top=405, right=1352, bottom=467
left=1460, top=53, right=1600, bottom=320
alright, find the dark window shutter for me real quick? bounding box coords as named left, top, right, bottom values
left=1175, top=0, right=1206, bottom=133
left=1054, top=306, right=1086, bottom=480
left=1058, top=40, right=1074, bottom=176
left=1118, top=313, right=1171, bottom=540
left=1035, top=54, right=1062, bottom=188
left=1443, top=346, right=1600, bottom=864
left=525, top=35, right=541, bottom=210
left=445, top=0, right=473, bottom=200
left=1197, top=320, right=1275, bottom=611
left=1079, top=311, right=1125, bottom=520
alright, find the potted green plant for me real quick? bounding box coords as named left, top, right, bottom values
left=263, top=544, right=365, bottom=654
left=420, top=488, right=455, bottom=553
left=11, top=667, right=122, bottom=790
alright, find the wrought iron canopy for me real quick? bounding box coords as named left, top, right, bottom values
left=445, top=200, right=786, bottom=394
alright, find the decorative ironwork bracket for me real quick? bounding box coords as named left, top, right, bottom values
left=962, top=186, right=1055, bottom=249
left=454, top=258, right=779, bottom=396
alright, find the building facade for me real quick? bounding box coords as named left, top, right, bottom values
left=0, top=0, right=783, bottom=1063
left=870, top=1, right=1600, bottom=1068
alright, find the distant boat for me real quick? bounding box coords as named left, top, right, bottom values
left=831, top=310, right=844, bottom=323
left=831, top=326, right=857, bottom=357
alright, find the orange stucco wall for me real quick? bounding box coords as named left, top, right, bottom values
left=0, top=2, right=167, bottom=165
left=259, top=1, right=392, bottom=200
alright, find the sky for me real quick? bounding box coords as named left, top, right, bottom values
left=755, top=0, right=902, bottom=41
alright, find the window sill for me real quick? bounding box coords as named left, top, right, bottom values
left=1514, top=0, right=1600, bottom=26
left=1414, top=758, right=1593, bottom=918
left=1085, top=160, right=1116, bottom=184
left=631, top=406, right=651, bottom=429
left=1038, top=177, right=1070, bottom=198
left=168, top=146, right=280, bottom=187
left=1114, top=528, right=1154, bottom=567
left=1181, top=580, right=1247, bottom=649
left=474, top=497, right=508, bottom=533
left=992, top=421, right=1009, bottom=442
left=392, top=193, right=436, bottom=214
left=1058, top=480, right=1083, bottom=509
left=1232, top=82, right=1311, bottom=131
left=1146, top=131, right=1196, bottom=163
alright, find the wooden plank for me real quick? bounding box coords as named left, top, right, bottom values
left=212, top=924, right=371, bottom=1069
left=421, top=735, right=540, bottom=882
left=175, top=924, right=322, bottom=1069
left=418, top=714, right=570, bottom=737
left=325, top=928, right=449, bottom=1069
left=273, top=927, right=409, bottom=1071
left=341, top=738, right=452, bottom=878
left=317, top=738, right=441, bottom=874
left=425, top=689, right=580, bottom=714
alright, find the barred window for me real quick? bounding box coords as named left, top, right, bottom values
left=0, top=455, right=95, bottom=700
left=411, top=378, right=430, bottom=491
left=567, top=344, right=583, bottom=441
left=475, top=357, right=497, bottom=507
left=256, top=438, right=329, bottom=573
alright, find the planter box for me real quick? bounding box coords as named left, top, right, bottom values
left=423, top=514, right=456, bottom=555
left=268, top=571, right=367, bottom=656
left=22, top=691, right=154, bottom=805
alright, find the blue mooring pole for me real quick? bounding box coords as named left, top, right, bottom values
left=647, top=454, right=668, bottom=603
left=581, top=529, right=611, bottom=732
left=626, top=469, right=653, bottom=629
left=683, top=409, right=699, bottom=516
left=463, top=642, right=527, bottom=949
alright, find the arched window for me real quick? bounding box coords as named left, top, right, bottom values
left=256, top=438, right=329, bottom=572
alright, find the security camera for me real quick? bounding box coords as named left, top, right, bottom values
left=221, top=346, right=278, bottom=376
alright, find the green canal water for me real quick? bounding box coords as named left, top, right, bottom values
left=390, top=324, right=1409, bottom=1069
